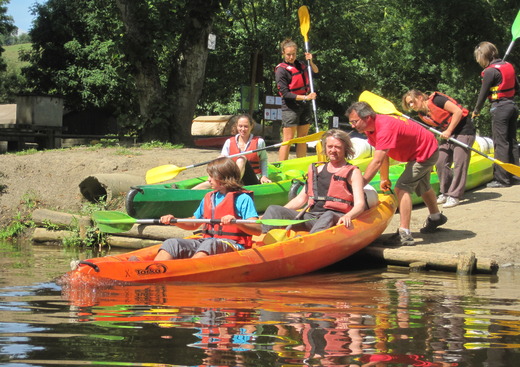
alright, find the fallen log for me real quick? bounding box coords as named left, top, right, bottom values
left=108, top=224, right=186, bottom=241
left=107, top=235, right=158, bottom=249
left=79, top=173, right=144, bottom=202
left=363, top=246, right=498, bottom=274
left=32, top=227, right=74, bottom=243
left=32, top=208, right=91, bottom=228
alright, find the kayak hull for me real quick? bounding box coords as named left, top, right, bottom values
left=67, top=194, right=397, bottom=285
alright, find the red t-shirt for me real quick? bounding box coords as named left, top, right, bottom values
left=366, top=114, right=438, bottom=162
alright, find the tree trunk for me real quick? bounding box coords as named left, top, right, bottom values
left=167, top=0, right=222, bottom=144
left=115, top=0, right=169, bottom=141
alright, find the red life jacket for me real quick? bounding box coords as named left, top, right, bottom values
left=418, top=92, right=469, bottom=131
left=202, top=190, right=254, bottom=248
left=275, top=61, right=309, bottom=95
left=228, top=136, right=261, bottom=175
left=306, top=163, right=356, bottom=213
left=482, top=62, right=516, bottom=101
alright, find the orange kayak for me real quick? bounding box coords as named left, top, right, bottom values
left=66, top=193, right=397, bottom=285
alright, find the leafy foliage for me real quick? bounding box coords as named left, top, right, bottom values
left=7, top=0, right=520, bottom=141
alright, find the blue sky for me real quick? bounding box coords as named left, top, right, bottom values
left=5, top=0, right=44, bottom=34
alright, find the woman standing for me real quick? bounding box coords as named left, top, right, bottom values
left=402, top=90, right=476, bottom=208
left=192, top=114, right=270, bottom=190
left=275, top=38, right=318, bottom=161
left=473, top=41, right=519, bottom=188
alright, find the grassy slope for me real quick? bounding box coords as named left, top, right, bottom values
left=3, top=43, right=31, bottom=72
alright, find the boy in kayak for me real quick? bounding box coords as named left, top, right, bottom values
left=154, top=157, right=261, bottom=261
left=346, top=101, right=447, bottom=246
left=261, top=129, right=370, bottom=234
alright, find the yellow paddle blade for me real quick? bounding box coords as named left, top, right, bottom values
left=263, top=229, right=298, bottom=245
left=298, top=6, right=310, bottom=42
left=359, top=90, right=403, bottom=116
left=145, top=164, right=186, bottom=184
left=495, top=159, right=520, bottom=177
left=282, top=131, right=325, bottom=146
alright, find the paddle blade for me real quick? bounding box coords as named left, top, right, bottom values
left=92, top=211, right=137, bottom=233
left=281, top=131, right=325, bottom=146
left=92, top=210, right=136, bottom=224
left=258, top=218, right=310, bottom=226
left=263, top=229, right=298, bottom=245
left=145, top=164, right=185, bottom=184
left=359, top=91, right=403, bottom=116
left=512, top=9, right=520, bottom=40
left=497, top=160, right=520, bottom=177
left=298, top=6, right=310, bottom=42
left=96, top=221, right=135, bottom=234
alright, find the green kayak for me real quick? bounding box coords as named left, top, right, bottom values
left=125, top=153, right=376, bottom=219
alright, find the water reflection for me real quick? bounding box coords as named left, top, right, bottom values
left=1, top=241, right=520, bottom=366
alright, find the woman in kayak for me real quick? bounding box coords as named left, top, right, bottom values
left=192, top=114, right=271, bottom=189
left=261, top=129, right=370, bottom=235
left=154, top=157, right=261, bottom=261
left=402, top=89, right=476, bottom=208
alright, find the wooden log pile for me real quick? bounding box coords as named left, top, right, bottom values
left=31, top=208, right=498, bottom=274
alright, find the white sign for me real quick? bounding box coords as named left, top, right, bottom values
left=208, top=34, right=216, bottom=50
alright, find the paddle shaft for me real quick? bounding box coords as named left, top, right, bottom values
left=503, top=9, right=520, bottom=61
left=400, top=111, right=499, bottom=162
left=503, top=40, right=516, bottom=62
left=132, top=218, right=276, bottom=225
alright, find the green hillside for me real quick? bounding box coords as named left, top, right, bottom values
left=3, top=43, right=31, bottom=72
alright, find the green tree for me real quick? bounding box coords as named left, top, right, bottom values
left=0, top=0, right=16, bottom=71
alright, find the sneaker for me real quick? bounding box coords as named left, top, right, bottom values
left=442, top=196, right=459, bottom=208
left=437, top=194, right=447, bottom=204
left=486, top=180, right=510, bottom=188
left=398, top=229, right=415, bottom=246
left=420, top=213, right=448, bottom=233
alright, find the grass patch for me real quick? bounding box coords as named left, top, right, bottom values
left=140, top=141, right=184, bottom=149
left=3, top=43, right=31, bottom=73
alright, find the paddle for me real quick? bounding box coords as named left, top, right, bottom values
left=298, top=5, right=319, bottom=132
left=145, top=131, right=325, bottom=184
left=503, top=9, right=520, bottom=61
left=359, top=90, right=520, bottom=177
left=93, top=211, right=312, bottom=234
left=263, top=203, right=310, bottom=245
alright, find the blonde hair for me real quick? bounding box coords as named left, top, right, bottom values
left=206, top=157, right=243, bottom=191
left=401, top=89, right=428, bottom=112
left=321, top=129, right=355, bottom=160
left=474, top=41, right=499, bottom=68
left=280, top=38, right=297, bottom=54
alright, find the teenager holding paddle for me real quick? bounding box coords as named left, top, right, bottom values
left=261, top=129, right=370, bottom=236
left=402, top=90, right=476, bottom=208
left=192, top=114, right=271, bottom=189
left=154, top=157, right=261, bottom=261
left=346, top=102, right=447, bottom=246
left=472, top=41, right=520, bottom=188
left=275, top=38, right=318, bottom=161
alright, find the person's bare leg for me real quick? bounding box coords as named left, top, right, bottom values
left=235, top=156, right=247, bottom=179
left=295, top=124, right=310, bottom=158
left=279, top=126, right=296, bottom=161
left=191, top=251, right=209, bottom=259
left=395, top=187, right=412, bottom=230
left=421, top=188, right=441, bottom=214
left=191, top=181, right=212, bottom=190
left=154, top=249, right=173, bottom=261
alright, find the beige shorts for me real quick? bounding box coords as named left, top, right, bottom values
left=395, top=150, right=438, bottom=196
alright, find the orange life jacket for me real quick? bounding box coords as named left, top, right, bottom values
left=202, top=190, right=254, bottom=248
left=275, top=61, right=309, bottom=95
left=228, top=136, right=261, bottom=175
left=306, top=163, right=356, bottom=213
left=482, top=62, right=516, bottom=101
left=418, top=92, right=469, bottom=131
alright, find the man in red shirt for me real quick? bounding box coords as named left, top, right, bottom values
left=346, top=101, right=447, bottom=246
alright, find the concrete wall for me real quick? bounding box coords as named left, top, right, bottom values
left=15, top=96, right=64, bottom=127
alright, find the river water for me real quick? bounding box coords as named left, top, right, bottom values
left=1, top=239, right=520, bottom=367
